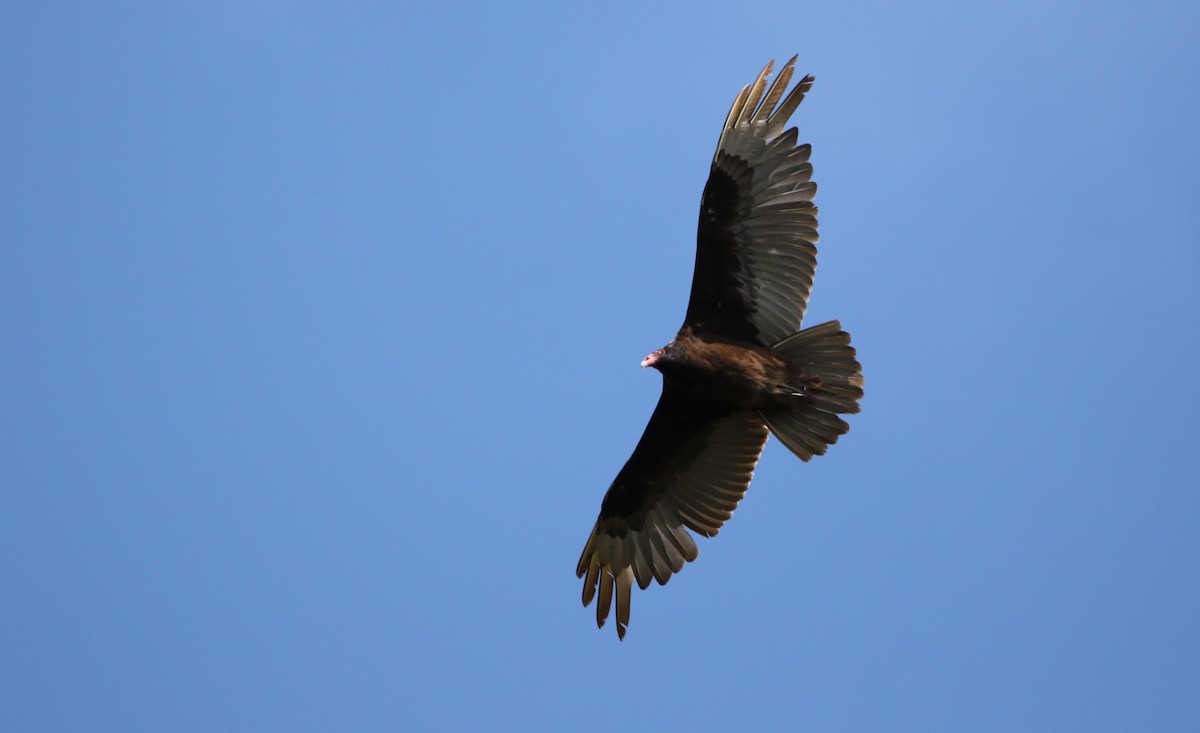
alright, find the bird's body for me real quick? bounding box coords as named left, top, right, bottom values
left=577, top=57, right=864, bottom=639
left=647, top=327, right=811, bottom=408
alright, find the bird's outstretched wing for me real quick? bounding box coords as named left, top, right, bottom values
left=686, top=57, right=819, bottom=346
left=576, top=385, right=768, bottom=639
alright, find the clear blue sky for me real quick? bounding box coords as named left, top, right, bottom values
left=3, top=2, right=1198, bottom=730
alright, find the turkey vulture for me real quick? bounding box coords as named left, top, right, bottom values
left=576, top=57, right=864, bottom=639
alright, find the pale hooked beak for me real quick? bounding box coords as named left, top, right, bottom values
left=640, top=349, right=663, bottom=368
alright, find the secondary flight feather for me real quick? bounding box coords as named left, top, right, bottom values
left=577, top=57, right=864, bottom=639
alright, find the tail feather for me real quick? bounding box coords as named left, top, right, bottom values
left=760, top=320, right=863, bottom=462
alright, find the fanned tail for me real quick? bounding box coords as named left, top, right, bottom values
left=760, top=320, right=863, bottom=461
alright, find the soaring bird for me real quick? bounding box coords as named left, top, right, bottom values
left=576, top=57, right=864, bottom=639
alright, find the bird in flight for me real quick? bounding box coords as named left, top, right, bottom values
left=576, top=57, right=864, bottom=639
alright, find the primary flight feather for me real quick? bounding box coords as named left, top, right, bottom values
left=577, top=57, right=864, bottom=639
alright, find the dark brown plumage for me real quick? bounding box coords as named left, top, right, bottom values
left=577, top=57, right=864, bottom=639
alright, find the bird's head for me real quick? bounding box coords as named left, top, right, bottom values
left=640, top=348, right=665, bottom=369
left=642, top=340, right=682, bottom=370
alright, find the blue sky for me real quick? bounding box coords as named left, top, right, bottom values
left=3, top=1, right=1198, bottom=730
